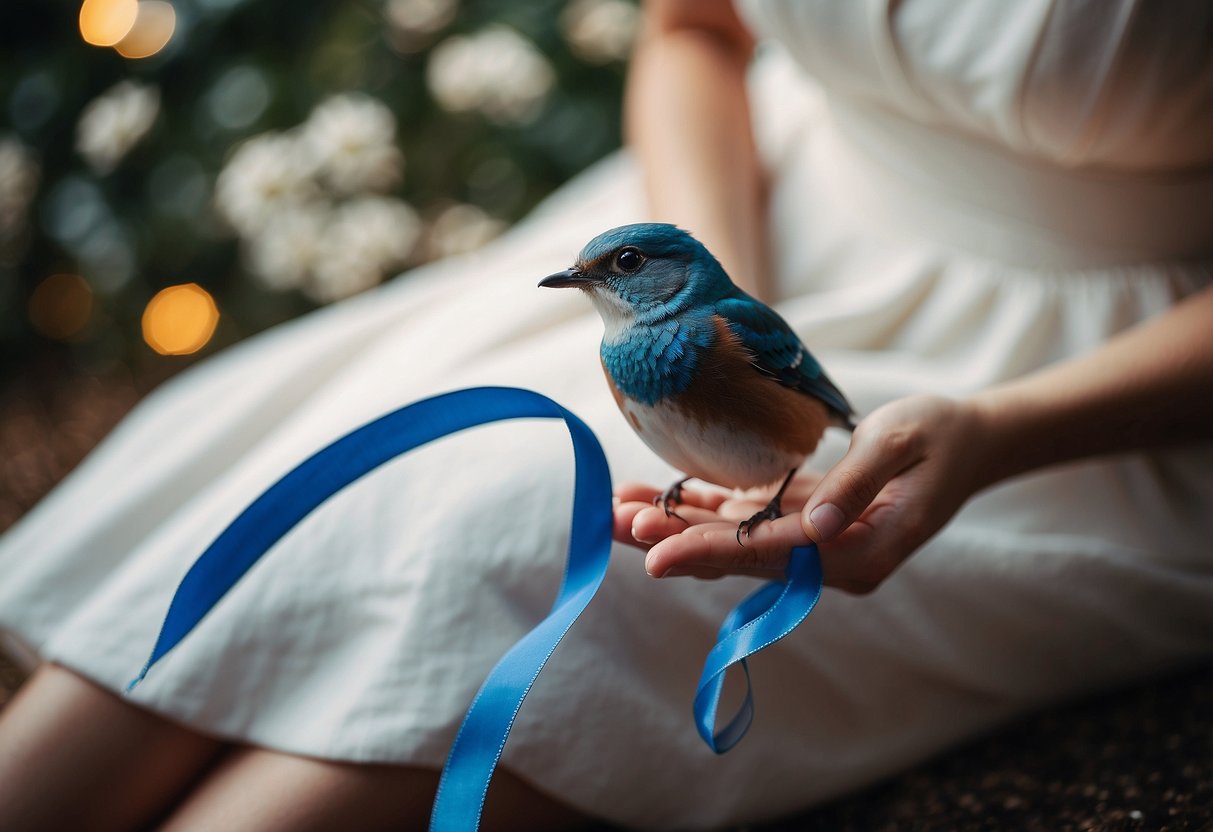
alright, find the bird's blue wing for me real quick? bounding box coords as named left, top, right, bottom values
left=715, top=296, right=854, bottom=422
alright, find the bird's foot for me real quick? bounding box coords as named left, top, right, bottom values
left=654, top=477, right=691, bottom=525
left=735, top=469, right=798, bottom=545
left=736, top=499, right=784, bottom=545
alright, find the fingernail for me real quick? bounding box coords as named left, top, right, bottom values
left=634, top=525, right=658, bottom=545
left=808, top=503, right=845, bottom=541
left=645, top=555, right=660, bottom=576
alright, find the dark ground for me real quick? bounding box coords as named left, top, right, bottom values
left=1, top=365, right=1210, bottom=831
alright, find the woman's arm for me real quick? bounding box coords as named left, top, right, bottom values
left=626, top=0, right=771, bottom=299
left=621, top=283, right=1213, bottom=592
left=973, top=281, right=1213, bottom=484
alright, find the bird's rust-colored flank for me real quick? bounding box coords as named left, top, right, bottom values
left=603, top=359, right=628, bottom=408
left=676, top=315, right=829, bottom=457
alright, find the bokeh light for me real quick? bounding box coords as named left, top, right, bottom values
left=9, top=72, right=60, bottom=133
left=28, top=274, right=95, bottom=340
left=115, top=0, right=177, bottom=59
left=9, top=0, right=629, bottom=380
left=141, top=283, right=219, bottom=355
left=206, top=65, right=271, bottom=131
left=42, top=176, right=107, bottom=245
left=79, top=0, right=139, bottom=47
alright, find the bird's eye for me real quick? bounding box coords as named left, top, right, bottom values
left=614, top=248, right=644, bottom=273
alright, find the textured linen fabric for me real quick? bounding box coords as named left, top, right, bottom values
left=3, top=1, right=1212, bottom=827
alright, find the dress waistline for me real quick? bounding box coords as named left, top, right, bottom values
left=822, top=96, right=1213, bottom=269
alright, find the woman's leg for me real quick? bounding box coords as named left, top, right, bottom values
left=0, top=663, right=226, bottom=831
left=0, top=663, right=591, bottom=830
left=160, top=746, right=592, bottom=832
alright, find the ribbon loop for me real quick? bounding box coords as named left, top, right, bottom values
left=694, top=545, right=824, bottom=753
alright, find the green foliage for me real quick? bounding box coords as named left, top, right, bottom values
left=0, top=0, right=631, bottom=377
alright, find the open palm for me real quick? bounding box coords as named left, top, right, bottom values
left=614, top=395, right=990, bottom=593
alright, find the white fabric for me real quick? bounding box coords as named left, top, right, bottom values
left=3, top=1, right=1213, bottom=827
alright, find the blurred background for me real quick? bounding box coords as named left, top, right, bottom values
left=0, top=0, right=636, bottom=526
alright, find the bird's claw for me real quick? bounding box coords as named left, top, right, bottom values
left=654, top=479, right=691, bottom=526
left=736, top=502, right=783, bottom=545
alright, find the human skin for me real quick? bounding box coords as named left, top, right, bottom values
left=618, top=0, right=1213, bottom=592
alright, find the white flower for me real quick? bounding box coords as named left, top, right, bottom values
left=76, top=81, right=160, bottom=174
left=562, top=0, right=639, bottom=64
left=214, top=99, right=416, bottom=301
left=245, top=202, right=330, bottom=291
left=301, top=94, right=403, bottom=194
left=307, top=196, right=421, bottom=301
left=427, top=26, right=555, bottom=125
left=385, top=0, right=458, bottom=37
left=0, top=138, right=39, bottom=237
left=305, top=252, right=381, bottom=303
left=214, top=132, right=318, bottom=235
left=425, top=38, right=482, bottom=113
left=326, top=195, right=421, bottom=268
left=425, top=202, right=504, bottom=259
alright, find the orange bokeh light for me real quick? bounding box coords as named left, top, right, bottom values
left=115, top=1, right=176, bottom=59
left=142, top=283, right=220, bottom=356
left=79, top=0, right=139, bottom=47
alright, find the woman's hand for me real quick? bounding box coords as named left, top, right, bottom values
left=614, top=395, right=992, bottom=593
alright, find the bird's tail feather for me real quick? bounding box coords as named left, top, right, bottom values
left=833, top=410, right=859, bottom=432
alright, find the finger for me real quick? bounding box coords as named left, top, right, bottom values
left=614, top=483, right=662, bottom=503
left=631, top=504, right=730, bottom=545
left=716, top=477, right=825, bottom=521
left=816, top=497, right=933, bottom=594
left=800, top=426, right=922, bottom=545
left=779, top=472, right=823, bottom=508
left=815, top=519, right=881, bottom=592
left=613, top=501, right=654, bottom=548
left=643, top=513, right=809, bottom=577
left=714, top=498, right=766, bottom=523
left=613, top=482, right=729, bottom=511
left=663, top=565, right=786, bottom=580
left=736, top=471, right=822, bottom=510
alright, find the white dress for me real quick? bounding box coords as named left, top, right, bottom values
left=3, top=1, right=1212, bottom=827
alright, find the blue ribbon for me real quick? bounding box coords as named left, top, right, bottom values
left=127, top=386, right=825, bottom=830
left=693, top=545, right=823, bottom=753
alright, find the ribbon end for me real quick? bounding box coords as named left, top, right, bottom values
left=126, top=664, right=150, bottom=693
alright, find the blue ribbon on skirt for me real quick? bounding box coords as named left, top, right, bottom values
left=126, top=387, right=824, bottom=829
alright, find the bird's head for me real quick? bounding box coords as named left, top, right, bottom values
left=539, top=223, right=732, bottom=335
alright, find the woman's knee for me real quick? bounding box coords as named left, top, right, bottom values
left=159, top=747, right=590, bottom=832
left=0, top=663, right=224, bottom=831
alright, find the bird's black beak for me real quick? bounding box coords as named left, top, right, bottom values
left=538, top=268, right=596, bottom=289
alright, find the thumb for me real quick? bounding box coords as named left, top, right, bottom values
left=802, top=427, right=919, bottom=543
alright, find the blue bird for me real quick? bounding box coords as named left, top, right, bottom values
left=540, top=223, right=855, bottom=541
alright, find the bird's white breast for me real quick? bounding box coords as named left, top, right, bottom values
left=586, top=287, right=637, bottom=345
left=619, top=397, right=804, bottom=490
